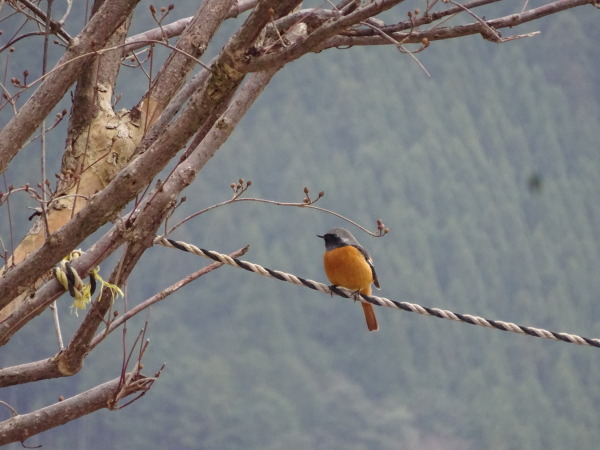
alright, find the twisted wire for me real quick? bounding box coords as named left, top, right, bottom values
left=154, top=236, right=600, bottom=349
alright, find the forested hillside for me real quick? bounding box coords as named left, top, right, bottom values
left=2, top=4, right=599, bottom=449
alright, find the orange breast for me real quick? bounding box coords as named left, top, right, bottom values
left=323, top=246, right=374, bottom=295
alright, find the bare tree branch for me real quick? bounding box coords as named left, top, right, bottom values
left=56, top=250, right=133, bottom=376
left=89, top=245, right=250, bottom=350
left=0, top=370, right=159, bottom=446
left=0, top=225, right=125, bottom=346
left=318, top=0, right=596, bottom=48
left=16, top=0, right=72, bottom=42
left=123, top=0, right=259, bottom=54
left=138, top=0, right=235, bottom=129
left=0, top=357, right=65, bottom=388
left=65, top=10, right=133, bottom=141
left=0, top=0, right=596, bottom=442
left=0, top=62, right=279, bottom=347
left=0, top=242, right=247, bottom=388
left=0, top=0, right=301, bottom=310
left=341, top=0, right=502, bottom=37
left=239, top=0, right=405, bottom=72
left=0, top=0, right=141, bottom=173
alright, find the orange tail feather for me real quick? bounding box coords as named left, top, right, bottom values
left=361, top=303, right=379, bottom=332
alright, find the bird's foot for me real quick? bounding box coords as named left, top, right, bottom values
left=327, top=285, right=336, bottom=297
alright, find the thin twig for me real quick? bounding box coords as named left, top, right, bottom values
left=166, top=185, right=384, bottom=237
left=360, top=21, right=431, bottom=77
left=49, top=302, right=64, bottom=350
left=89, top=245, right=249, bottom=351
left=15, top=0, right=72, bottom=42
left=445, top=0, right=501, bottom=41
left=0, top=400, right=18, bottom=417
left=58, top=0, right=72, bottom=25
left=20, top=39, right=214, bottom=95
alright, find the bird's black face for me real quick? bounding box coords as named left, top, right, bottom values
left=318, top=232, right=346, bottom=251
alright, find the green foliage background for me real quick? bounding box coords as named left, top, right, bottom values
left=1, top=3, right=599, bottom=449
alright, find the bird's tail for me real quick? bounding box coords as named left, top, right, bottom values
left=361, top=303, right=379, bottom=332
left=360, top=285, right=379, bottom=331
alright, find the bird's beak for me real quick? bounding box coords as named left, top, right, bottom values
left=317, top=234, right=324, bottom=239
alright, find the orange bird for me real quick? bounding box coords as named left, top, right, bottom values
left=318, top=227, right=380, bottom=331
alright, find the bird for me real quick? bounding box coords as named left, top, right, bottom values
left=317, top=227, right=380, bottom=331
